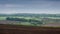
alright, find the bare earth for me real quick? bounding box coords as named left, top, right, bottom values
left=0, top=20, right=60, bottom=34
left=42, top=23, right=60, bottom=27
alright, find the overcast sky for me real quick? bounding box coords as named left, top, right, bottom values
left=0, top=0, right=60, bottom=14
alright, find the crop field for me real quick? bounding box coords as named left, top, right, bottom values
left=0, top=16, right=42, bottom=26
left=0, top=16, right=60, bottom=26
left=0, top=15, right=60, bottom=34
left=0, top=17, right=6, bottom=20
left=0, top=24, right=60, bottom=34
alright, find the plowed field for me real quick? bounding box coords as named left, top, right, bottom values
left=0, top=24, right=60, bottom=34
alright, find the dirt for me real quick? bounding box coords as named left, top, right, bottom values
left=0, top=20, right=20, bottom=24
left=0, top=24, right=60, bottom=34
left=0, top=20, right=60, bottom=34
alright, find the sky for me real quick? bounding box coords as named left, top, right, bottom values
left=0, top=0, right=60, bottom=14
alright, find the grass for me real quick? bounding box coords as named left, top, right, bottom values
left=0, top=17, right=6, bottom=20
left=0, top=16, right=41, bottom=26
left=0, top=16, right=60, bottom=27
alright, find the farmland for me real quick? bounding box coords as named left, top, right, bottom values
left=0, top=13, right=60, bottom=26
left=0, top=24, right=60, bottom=34
left=0, top=16, right=42, bottom=26
left=0, top=14, right=60, bottom=34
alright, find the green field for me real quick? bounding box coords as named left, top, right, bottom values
left=0, top=16, right=42, bottom=26
left=0, top=16, right=60, bottom=26
left=0, top=17, right=6, bottom=20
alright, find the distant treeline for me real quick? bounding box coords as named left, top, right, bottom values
left=0, top=13, right=60, bottom=17
left=6, top=17, right=43, bottom=25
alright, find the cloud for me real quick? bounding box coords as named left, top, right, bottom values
left=0, top=0, right=60, bottom=14
left=0, top=4, right=26, bottom=8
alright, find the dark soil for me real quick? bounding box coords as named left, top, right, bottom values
left=0, top=24, right=60, bottom=34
